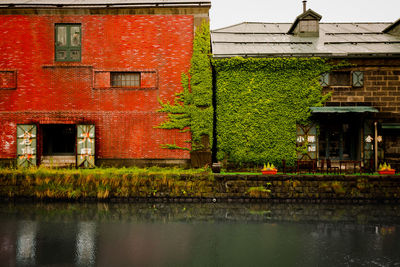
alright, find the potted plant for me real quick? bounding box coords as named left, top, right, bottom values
left=378, top=163, right=396, bottom=175
left=261, top=162, right=278, bottom=175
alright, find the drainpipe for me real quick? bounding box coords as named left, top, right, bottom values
left=374, top=121, right=378, bottom=171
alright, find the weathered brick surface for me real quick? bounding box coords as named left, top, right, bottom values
left=322, top=59, right=400, bottom=166
left=323, top=59, right=400, bottom=114
left=0, top=14, right=195, bottom=160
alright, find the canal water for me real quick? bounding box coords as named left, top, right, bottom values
left=1, top=202, right=400, bottom=267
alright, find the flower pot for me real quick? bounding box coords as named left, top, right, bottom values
left=378, top=170, right=396, bottom=175
left=261, top=170, right=277, bottom=175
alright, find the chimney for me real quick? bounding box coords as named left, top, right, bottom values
left=303, top=0, right=307, bottom=13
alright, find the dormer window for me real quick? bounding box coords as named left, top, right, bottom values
left=299, top=20, right=318, bottom=33
left=288, top=9, right=322, bottom=37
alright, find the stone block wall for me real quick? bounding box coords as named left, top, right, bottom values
left=323, top=59, right=400, bottom=114
left=1, top=172, right=400, bottom=203
left=213, top=175, right=400, bottom=202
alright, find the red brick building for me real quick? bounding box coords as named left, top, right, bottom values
left=0, top=0, right=211, bottom=167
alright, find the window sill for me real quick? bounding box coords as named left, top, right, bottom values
left=43, top=64, right=93, bottom=69
left=323, top=85, right=364, bottom=89
left=93, top=87, right=157, bottom=90
left=323, top=86, right=364, bottom=91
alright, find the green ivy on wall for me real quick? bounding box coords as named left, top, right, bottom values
left=157, top=21, right=213, bottom=151
left=213, top=57, right=331, bottom=166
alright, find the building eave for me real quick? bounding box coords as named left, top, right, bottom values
left=212, top=53, right=400, bottom=59
left=0, top=1, right=211, bottom=8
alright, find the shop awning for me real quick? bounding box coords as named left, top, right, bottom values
left=310, top=106, right=379, bottom=114
left=382, top=123, right=400, bottom=129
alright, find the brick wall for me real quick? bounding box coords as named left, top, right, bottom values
left=0, top=14, right=196, bottom=161
left=323, top=59, right=400, bottom=115
left=0, top=111, right=190, bottom=161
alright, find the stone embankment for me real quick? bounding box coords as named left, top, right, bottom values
left=1, top=170, right=399, bottom=203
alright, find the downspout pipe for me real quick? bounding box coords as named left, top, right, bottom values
left=374, top=121, right=378, bottom=171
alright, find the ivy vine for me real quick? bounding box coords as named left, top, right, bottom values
left=157, top=21, right=213, bottom=151
left=213, top=57, right=332, bottom=166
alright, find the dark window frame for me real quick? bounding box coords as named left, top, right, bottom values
left=319, top=71, right=364, bottom=87
left=110, top=72, right=141, bottom=88
left=55, top=23, right=81, bottom=62
left=329, top=71, right=351, bottom=86
left=0, top=70, right=17, bottom=89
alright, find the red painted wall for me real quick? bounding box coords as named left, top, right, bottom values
left=0, top=15, right=193, bottom=159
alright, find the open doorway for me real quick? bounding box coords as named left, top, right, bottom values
left=41, top=124, right=76, bottom=167
left=318, top=118, right=361, bottom=160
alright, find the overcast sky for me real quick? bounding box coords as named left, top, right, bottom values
left=209, top=0, right=400, bottom=30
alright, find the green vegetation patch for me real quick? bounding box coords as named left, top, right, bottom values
left=213, top=57, right=331, bottom=166
left=0, top=167, right=212, bottom=199
left=157, top=21, right=213, bottom=151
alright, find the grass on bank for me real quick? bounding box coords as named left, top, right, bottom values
left=220, top=171, right=396, bottom=176
left=0, top=166, right=211, bottom=177
left=0, top=166, right=214, bottom=199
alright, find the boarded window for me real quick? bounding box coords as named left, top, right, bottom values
left=111, top=72, right=141, bottom=87
left=55, top=24, right=81, bottom=61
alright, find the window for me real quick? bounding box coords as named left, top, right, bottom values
left=320, top=71, right=363, bottom=87
left=111, top=72, right=141, bottom=87
left=0, top=70, right=17, bottom=89
left=330, top=71, right=350, bottom=86
left=299, top=20, right=318, bottom=32
left=55, top=24, right=81, bottom=61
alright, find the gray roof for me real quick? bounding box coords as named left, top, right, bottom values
left=384, top=18, right=400, bottom=33
left=212, top=22, right=400, bottom=58
left=0, top=0, right=210, bottom=7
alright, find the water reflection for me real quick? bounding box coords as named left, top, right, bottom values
left=76, top=222, right=96, bottom=267
left=0, top=202, right=399, bottom=266
left=16, top=221, right=37, bottom=266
